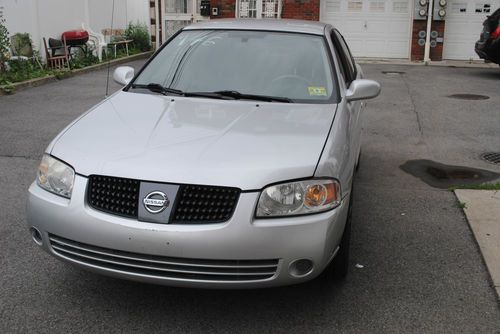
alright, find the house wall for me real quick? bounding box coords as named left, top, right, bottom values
left=411, top=20, right=445, bottom=61
left=209, top=0, right=320, bottom=20
left=281, top=0, right=319, bottom=20
left=0, top=0, right=149, bottom=55
left=211, top=0, right=237, bottom=18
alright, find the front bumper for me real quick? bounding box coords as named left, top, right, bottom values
left=27, top=175, right=348, bottom=288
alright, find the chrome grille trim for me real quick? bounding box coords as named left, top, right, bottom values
left=49, top=234, right=279, bottom=282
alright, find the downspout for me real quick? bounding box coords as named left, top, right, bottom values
left=423, top=0, right=433, bottom=63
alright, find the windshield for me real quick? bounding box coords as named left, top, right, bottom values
left=132, top=30, right=337, bottom=103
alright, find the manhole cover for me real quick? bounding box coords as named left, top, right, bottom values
left=447, top=94, right=489, bottom=100
left=481, top=152, right=500, bottom=165
left=382, top=71, right=406, bottom=75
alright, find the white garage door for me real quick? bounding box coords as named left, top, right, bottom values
left=443, top=1, right=500, bottom=60
left=320, top=0, right=412, bottom=58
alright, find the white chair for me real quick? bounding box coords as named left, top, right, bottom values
left=81, top=23, right=107, bottom=62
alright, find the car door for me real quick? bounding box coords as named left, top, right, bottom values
left=331, top=29, right=363, bottom=172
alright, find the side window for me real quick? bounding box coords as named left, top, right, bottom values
left=332, top=37, right=346, bottom=83
left=332, top=30, right=357, bottom=84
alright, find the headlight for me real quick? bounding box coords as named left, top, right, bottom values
left=256, top=179, right=341, bottom=217
left=37, top=154, right=75, bottom=198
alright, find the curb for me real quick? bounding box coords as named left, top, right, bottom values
left=356, top=58, right=500, bottom=69
left=0, top=51, right=153, bottom=96
left=454, top=189, right=500, bottom=303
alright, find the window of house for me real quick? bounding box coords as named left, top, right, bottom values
left=475, top=3, right=491, bottom=13
left=348, top=0, right=363, bottom=12
left=326, top=0, right=341, bottom=12
left=237, top=0, right=282, bottom=18
left=392, top=1, right=408, bottom=13
left=451, top=2, right=467, bottom=13
left=369, top=1, right=386, bottom=12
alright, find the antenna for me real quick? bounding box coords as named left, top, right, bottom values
left=105, top=0, right=116, bottom=97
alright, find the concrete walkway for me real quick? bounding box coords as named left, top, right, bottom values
left=455, top=190, right=500, bottom=300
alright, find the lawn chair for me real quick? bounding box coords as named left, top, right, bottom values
left=43, top=36, right=70, bottom=70
left=10, top=33, right=43, bottom=69
left=102, top=28, right=132, bottom=58
left=82, top=23, right=107, bottom=62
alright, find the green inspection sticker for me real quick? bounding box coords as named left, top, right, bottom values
left=308, top=86, right=327, bottom=96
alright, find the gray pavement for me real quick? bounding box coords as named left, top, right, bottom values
left=0, top=61, right=499, bottom=333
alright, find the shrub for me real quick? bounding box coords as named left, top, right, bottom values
left=70, top=50, right=99, bottom=69
left=124, top=22, right=151, bottom=52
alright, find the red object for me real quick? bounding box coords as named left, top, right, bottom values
left=491, top=27, right=500, bottom=39
left=61, top=30, right=89, bottom=46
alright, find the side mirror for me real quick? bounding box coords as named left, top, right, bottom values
left=346, top=79, right=381, bottom=102
left=113, top=66, right=134, bottom=86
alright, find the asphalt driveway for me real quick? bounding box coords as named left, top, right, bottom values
left=0, top=60, right=499, bottom=333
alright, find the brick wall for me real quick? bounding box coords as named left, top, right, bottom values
left=210, top=0, right=236, bottom=18
left=411, top=20, right=445, bottom=61
left=282, top=0, right=320, bottom=20
left=210, top=0, right=320, bottom=20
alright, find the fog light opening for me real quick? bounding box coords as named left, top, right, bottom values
left=289, top=259, right=314, bottom=278
left=30, top=227, right=43, bottom=246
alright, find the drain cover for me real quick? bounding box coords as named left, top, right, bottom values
left=447, top=94, right=489, bottom=100
left=481, top=152, right=500, bottom=165
left=382, top=71, right=405, bottom=75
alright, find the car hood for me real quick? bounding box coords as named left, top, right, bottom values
left=50, top=91, right=337, bottom=190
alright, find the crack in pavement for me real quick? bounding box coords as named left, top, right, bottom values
left=401, top=74, right=424, bottom=136
left=0, top=154, right=38, bottom=161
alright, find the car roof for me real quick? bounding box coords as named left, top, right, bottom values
left=183, top=19, right=328, bottom=36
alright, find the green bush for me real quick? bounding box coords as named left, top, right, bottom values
left=70, top=50, right=99, bottom=69
left=124, top=22, right=151, bottom=52
left=3, top=58, right=47, bottom=82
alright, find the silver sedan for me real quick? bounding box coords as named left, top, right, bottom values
left=27, top=19, right=380, bottom=288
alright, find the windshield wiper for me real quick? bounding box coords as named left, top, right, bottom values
left=130, top=85, right=292, bottom=103
left=130, top=84, right=226, bottom=100
left=130, top=83, right=184, bottom=96
left=209, top=90, right=292, bottom=103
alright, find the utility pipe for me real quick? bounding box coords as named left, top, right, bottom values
left=423, top=0, right=434, bottom=63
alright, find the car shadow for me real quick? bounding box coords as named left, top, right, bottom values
left=466, top=68, right=500, bottom=80
left=55, top=267, right=349, bottom=331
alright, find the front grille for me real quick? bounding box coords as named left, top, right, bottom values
left=49, top=234, right=278, bottom=282
left=87, top=175, right=140, bottom=218
left=171, top=185, right=240, bottom=223
left=87, top=175, right=240, bottom=224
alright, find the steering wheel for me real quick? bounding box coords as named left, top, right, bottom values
left=267, top=74, right=312, bottom=98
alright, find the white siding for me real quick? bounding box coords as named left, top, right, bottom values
left=443, top=0, right=500, bottom=60
left=321, top=0, right=412, bottom=58
left=0, top=0, right=149, bottom=54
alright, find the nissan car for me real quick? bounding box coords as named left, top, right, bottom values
left=27, top=19, right=380, bottom=288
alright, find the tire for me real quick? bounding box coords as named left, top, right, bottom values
left=323, top=188, right=353, bottom=280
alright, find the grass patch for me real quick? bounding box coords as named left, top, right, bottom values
left=449, top=182, right=500, bottom=191
left=456, top=201, right=467, bottom=209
